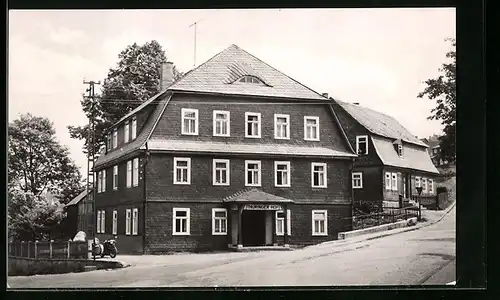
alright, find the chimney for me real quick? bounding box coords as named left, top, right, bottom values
left=160, top=61, right=174, bottom=91
left=322, top=93, right=329, bottom=98
left=353, top=102, right=360, bottom=105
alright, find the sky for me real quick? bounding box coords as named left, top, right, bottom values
left=8, top=8, right=456, bottom=177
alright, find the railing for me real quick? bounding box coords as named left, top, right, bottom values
left=349, top=206, right=419, bottom=231
left=8, top=240, right=88, bottom=260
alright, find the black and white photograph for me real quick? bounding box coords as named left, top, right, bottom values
left=8, top=8, right=457, bottom=288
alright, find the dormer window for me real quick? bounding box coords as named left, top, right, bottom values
left=356, top=135, right=368, bottom=155
left=393, top=139, right=403, bottom=157
left=237, top=75, right=264, bottom=84
left=397, top=144, right=404, bottom=157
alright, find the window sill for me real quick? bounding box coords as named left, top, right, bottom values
left=212, top=232, right=228, bottom=236
left=213, top=134, right=230, bottom=137
left=274, top=136, right=291, bottom=140
left=304, top=138, right=320, bottom=142
left=172, top=232, right=191, bottom=236
left=312, top=186, right=328, bottom=189
left=213, top=183, right=230, bottom=186
left=173, top=182, right=191, bottom=185
left=181, top=132, right=199, bottom=136
left=245, top=184, right=262, bottom=187
left=353, top=186, right=363, bottom=189
left=312, top=233, right=328, bottom=236
left=275, top=185, right=291, bottom=188
left=245, top=135, right=261, bottom=139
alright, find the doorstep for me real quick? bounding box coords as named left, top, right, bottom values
left=228, top=245, right=293, bottom=252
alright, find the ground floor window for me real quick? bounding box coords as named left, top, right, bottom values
left=212, top=208, right=227, bottom=235
left=125, top=209, right=131, bottom=235
left=276, top=210, right=291, bottom=235
left=312, top=210, right=328, bottom=236
left=132, top=208, right=138, bottom=235
left=173, top=208, right=190, bottom=235
left=112, top=210, right=118, bottom=235
left=96, top=210, right=105, bottom=234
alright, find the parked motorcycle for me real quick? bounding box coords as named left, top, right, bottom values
left=92, top=237, right=118, bottom=258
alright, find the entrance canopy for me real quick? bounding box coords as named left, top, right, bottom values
left=223, top=188, right=294, bottom=205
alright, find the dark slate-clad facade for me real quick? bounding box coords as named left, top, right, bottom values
left=331, top=100, right=440, bottom=209
left=93, top=44, right=356, bottom=254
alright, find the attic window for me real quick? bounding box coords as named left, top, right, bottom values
left=397, top=144, right=404, bottom=157
left=237, top=75, right=264, bottom=84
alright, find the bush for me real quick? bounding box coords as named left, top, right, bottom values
left=436, top=186, right=448, bottom=194
left=354, top=201, right=382, bottom=215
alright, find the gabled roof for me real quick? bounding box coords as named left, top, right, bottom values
left=65, top=189, right=90, bottom=207
left=144, top=139, right=356, bottom=158
left=94, top=94, right=172, bottom=168
left=371, top=136, right=439, bottom=174
left=167, top=44, right=328, bottom=101
left=222, top=188, right=294, bottom=203
left=334, top=100, right=428, bottom=147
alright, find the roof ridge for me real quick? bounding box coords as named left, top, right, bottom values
left=237, top=46, right=328, bottom=101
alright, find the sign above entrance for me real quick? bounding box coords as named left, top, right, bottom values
left=244, top=204, right=283, bottom=211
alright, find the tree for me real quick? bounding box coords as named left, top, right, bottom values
left=8, top=113, right=84, bottom=204
left=68, top=40, right=184, bottom=156
left=418, top=38, right=456, bottom=163
left=8, top=188, right=65, bottom=241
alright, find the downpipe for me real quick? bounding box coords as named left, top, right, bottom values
left=142, top=142, right=150, bottom=255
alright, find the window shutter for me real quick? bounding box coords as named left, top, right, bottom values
left=287, top=209, right=291, bottom=235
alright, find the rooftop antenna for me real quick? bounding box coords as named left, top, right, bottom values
left=189, top=18, right=204, bottom=67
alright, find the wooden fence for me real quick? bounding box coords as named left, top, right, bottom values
left=8, top=240, right=88, bottom=260
left=348, top=206, right=419, bottom=230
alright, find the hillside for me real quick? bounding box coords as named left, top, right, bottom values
left=435, top=163, right=456, bottom=210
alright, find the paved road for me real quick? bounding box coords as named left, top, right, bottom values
left=8, top=207, right=455, bottom=288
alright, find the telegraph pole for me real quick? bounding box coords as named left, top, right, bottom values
left=83, top=80, right=100, bottom=261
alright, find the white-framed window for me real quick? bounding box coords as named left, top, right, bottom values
left=125, top=209, right=131, bottom=235
left=275, top=161, right=291, bottom=187
left=422, top=177, right=427, bottom=193
left=124, top=121, right=129, bottom=143
left=312, top=210, right=328, bottom=236
left=356, top=135, right=368, bottom=155
left=245, top=160, right=261, bottom=187
left=391, top=173, right=398, bottom=191
left=97, top=171, right=102, bottom=193
left=311, top=162, right=327, bottom=188
left=113, top=128, right=118, bottom=149
left=213, top=110, right=230, bottom=137
left=132, top=208, right=138, bottom=235
left=274, top=114, right=290, bottom=139
left=96, top=210, right=101, bottom=233
left=397, top=144, right=403, bottom=157
left=385, top=172, right=391, bottom=190
left=112, top=210, right=118, bottom=235
left=276, top=209, right=291, bottom=236
left=304, top=116, right=320, bottom=141
left=212, top=208, right=227, bottom=235
left=238, top=75, right=264, bottom=84
left=101, top=170, right=106, bottom=192
left=428, top=178, right=434, bottom=193
left=126, top=160, right=132, bottom=188
left=181, top=108, right=199, bottom=135
left=132, top=158, right=139, bottom=187
left=245, top=112, right=261, bottom=138
left=352, top=172, right=363, bottom=189
left=106, top=134, right=111, bottom=150
left=131, top=117, right=137, bottom=140
left=213, top=159, right=230, bottom=186
left=415, top=176, right=421, bottom=188
left=100, top=210, right=105, bottom=234
left=113, top=165, right=118, bottom=190
left=174, top=157, right=191, bottom=185
left=173, top=208, right=190, bottom=235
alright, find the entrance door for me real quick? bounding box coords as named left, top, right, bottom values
left=241, top=210, right=266, bottom=246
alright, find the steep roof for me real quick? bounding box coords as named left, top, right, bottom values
left=371, top=136, right=439, bottom=174
left=167, top=44, right=328, bottom=101
left=334, top=100, right=428, bottom=147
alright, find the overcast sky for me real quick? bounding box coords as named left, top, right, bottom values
left=8, top=8, right=456, bottom=177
